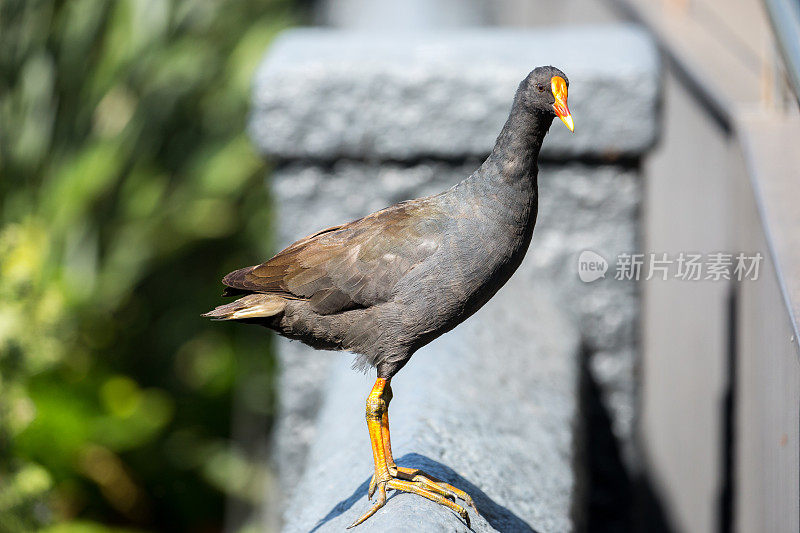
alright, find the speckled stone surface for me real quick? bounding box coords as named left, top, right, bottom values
left=250, top=26, right=659, bottom=161
left=281, top=276, right=580, bottom=533
left=249, top=25, right=660, bottom=531
left=268, top=163, right=639, bottom=504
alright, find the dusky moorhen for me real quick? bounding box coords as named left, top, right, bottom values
left=204, top=66, right=574, bottom=528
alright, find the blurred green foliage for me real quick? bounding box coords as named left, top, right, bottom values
left=0, top=1, right=295, bottom=531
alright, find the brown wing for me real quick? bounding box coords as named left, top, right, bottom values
left=221, top=199, right=444, bottom=315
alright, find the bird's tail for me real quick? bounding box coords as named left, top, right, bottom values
left=202, top=293, right=287, bottom=320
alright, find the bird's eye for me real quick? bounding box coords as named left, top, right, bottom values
left=536, top=84, right=545, bottom=92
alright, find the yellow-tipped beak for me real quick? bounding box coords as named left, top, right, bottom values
left=551, top=76, right=574, bottom=132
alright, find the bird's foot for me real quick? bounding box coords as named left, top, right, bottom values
left=351, top=466, right=474, bottom=529
left=393, top=466, right=477, bottom=511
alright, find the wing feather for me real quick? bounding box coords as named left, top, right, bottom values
left=221, top=200, right=444, bottom=315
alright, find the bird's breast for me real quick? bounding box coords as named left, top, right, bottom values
left=399, top=183, right=537, bottom=331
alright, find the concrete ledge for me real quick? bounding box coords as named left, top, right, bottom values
left=280, top=275, right=580, bottom=532
left=252, top=25, right=661, bottom=530
left=251, top=26, right=660, bottom=161
left=267, top=161, right=640, bottom=514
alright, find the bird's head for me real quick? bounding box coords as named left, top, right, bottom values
left=520, top=66, right=574, bottom=132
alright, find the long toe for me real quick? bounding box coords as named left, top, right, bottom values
left=349, top=472, right=473, bottom=529
left=386, top=478, right=471, bottom=528
left=368, top=473, right=377, bottom=500
left=394, top=466, right=477, bottom=511
left=348, top=483, right=387, bottom=529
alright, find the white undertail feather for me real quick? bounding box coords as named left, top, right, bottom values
left=202, top=293, right=286, bottom=320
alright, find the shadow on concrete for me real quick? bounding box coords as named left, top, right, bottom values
left=579, top=343, right=675, bottom=533
left=579, top=344, right=633, bottom=532
left=308, top=476, right=371, bottom=532
left=310, top=452, right=539, bottom=532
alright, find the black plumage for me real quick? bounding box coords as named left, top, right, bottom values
left=206, top=66, right=571, bottom=377
left=204, top=66, right=573, bottom=527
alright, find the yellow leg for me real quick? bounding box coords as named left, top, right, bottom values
left=375, top=383, right=475, bottom=509
left=348, top=378, right=474, bottom=529
left=382, top=383, right=396, bottom=471
left=349, top=378, right=392, bottom=528
left=368, top=382, right=395, bottom=498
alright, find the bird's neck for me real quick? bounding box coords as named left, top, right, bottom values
left=480, top=97, right=553, bottom=185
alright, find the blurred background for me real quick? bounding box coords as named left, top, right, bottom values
left=0, top=1, right=303, bottom=531
left=2, top=0, right=799, bottom=532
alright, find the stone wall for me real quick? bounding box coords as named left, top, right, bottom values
left=249, top=27, right=659, bottom=531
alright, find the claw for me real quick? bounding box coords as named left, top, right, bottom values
left=348, top=482, right=386, bottom=529
left=368, top=474, right=376, bottom=500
